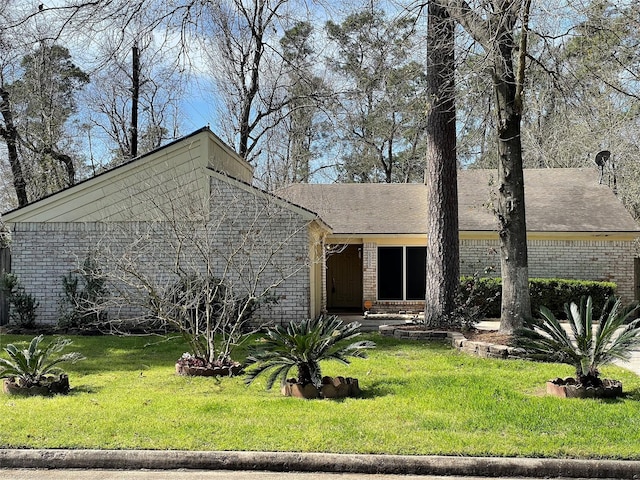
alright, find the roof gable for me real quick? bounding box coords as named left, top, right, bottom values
left=3, top=128, right=327, bottom=230
left=3, top=128, right=252, bottom=223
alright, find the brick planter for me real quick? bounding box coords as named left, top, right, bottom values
left=281, top=376, right=361, bottom=399
left=546, top=377, right=623, bottom=399
left=175, top=363, right=243, bottom=377
left=3, top=374, right=70, bottom=396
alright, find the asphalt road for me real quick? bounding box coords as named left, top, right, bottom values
left=0, top=471, right=599, bottom=480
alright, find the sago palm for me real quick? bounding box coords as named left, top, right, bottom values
left=244, top=315, right=375, bottom=389
left=0, top=335, right=85, bottom=387
left=517, top=296, right=640, bottom=387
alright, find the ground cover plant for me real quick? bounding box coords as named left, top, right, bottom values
left=0, top=333, right=640, bottom=458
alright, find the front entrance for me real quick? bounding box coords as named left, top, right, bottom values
left=326, top=244, right=363, bottom=313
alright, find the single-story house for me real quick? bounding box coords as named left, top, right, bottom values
left=2, top=127, right=639, bottom=325
left=278, top=168, right=640, bottom=313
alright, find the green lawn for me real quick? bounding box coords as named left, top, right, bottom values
left=1, top=332, right=640, bottom=459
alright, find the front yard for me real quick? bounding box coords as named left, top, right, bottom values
left=1, top=332, right=639, bottom=458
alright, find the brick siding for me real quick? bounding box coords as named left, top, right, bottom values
left=9, top=177, right=312, bottom=326
left=360, top=238, right=637, bottom=314
left=460, top=238, right=637, bottom=302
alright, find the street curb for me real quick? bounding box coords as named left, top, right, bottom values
left=1, top=450, right=640, bottom=478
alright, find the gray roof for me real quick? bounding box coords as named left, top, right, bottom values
left=277, top=168, right=639, bottom=235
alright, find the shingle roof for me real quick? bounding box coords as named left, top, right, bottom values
left=277, top=168, right=639, bottom=235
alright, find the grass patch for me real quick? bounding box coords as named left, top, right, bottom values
left=1, top=333, right=640, bottom=458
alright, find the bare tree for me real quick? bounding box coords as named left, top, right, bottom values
left=81, top=171, right=321, bottom=367
left=202, top=0, right=297, bottom=163
left=81, top=30, right=182, bottom=166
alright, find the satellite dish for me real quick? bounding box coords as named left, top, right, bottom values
left=595, top=150, right=610, bottom=167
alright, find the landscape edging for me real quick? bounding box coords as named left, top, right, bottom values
left=378, top=324, right=527, bottom=360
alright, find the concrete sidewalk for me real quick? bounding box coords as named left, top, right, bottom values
left=1, top=449, right=640, bottom=479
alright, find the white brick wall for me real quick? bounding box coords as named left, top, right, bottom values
left=9, top=177, right=313, bottom=326
left=11, top=222, right=106, bottom=322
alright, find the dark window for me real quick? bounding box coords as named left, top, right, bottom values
left=378, top=246, right=427, bottom=301
left=406, top=247, right=427, bottom=300
left=378, top=247, right=403, bottom=300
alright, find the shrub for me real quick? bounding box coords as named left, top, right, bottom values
left=244, top=315, right=375, bottom=389
left=58, top=255, right=108, bottom=330
left=456, top=275, right=501, bottom=324
left=150, top=274, right=276, bottom=366
left=429, top=272, right=500, bottom=330
left=0, top=335, right=85, bottom=388
left=528, top=279, right=615, bottom=319
left=0, top=273, right=39, bottom=328
left=516, top=296, right=640, bottom=387
left=458, top=277, right=616, bottom=319
left=10, top=288, right=39, bottom=328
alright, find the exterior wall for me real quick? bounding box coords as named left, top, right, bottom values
left=207, top=135, right=253, bottom=182
left=8, top=178, right=314, bottom=326
left=11, top=222, right=109, bottom=322
left=460, top=238, right=638, bottom=303
left=320, top=240, right=327, bottom=315
left=4, top=135, right=209, bottom=223
left=11, top=222, right=215, bottom=323
left=207, top=176, right=313, bottom=325
left=362, top=242, right=376, bottom=305
left=357, top=236, right=638, bottom=314
left=3, top=129, right=252, bottom=225
left=308, top=226, right=326, bottom=319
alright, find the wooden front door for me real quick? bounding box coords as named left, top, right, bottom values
left=326, top=244, right=363, bottom=312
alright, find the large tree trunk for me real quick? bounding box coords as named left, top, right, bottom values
left=492, top=23, right=531, bottom=334
left=0, top=88, right=28, bottom=207
left=424, top=1, right=459, bottom=327
left=443, top=0, right=533, bottom=333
